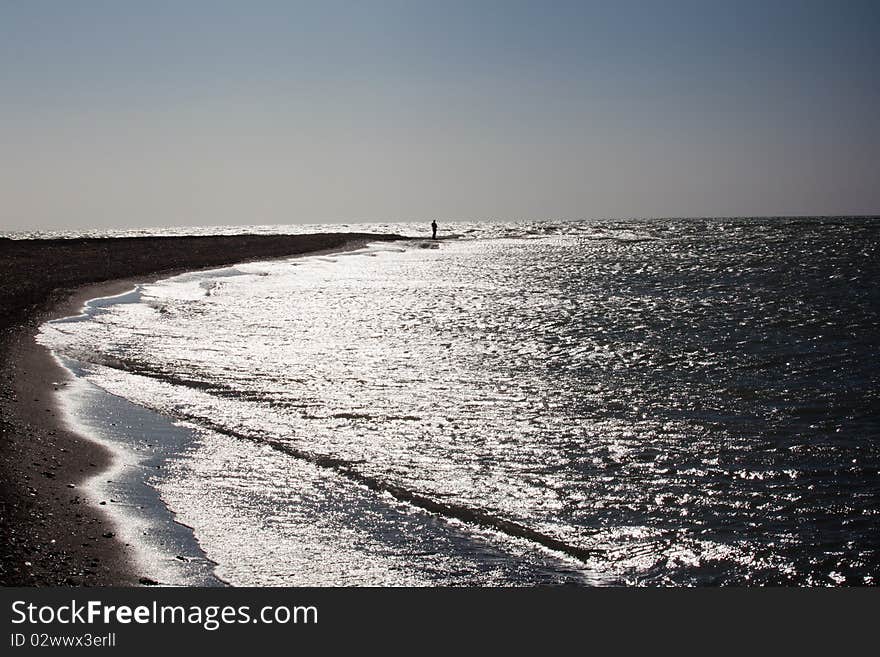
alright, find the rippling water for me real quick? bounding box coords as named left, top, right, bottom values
left=39, top=217, right=880, bottom=585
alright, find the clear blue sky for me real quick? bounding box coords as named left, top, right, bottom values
left=2, top=0, right=878, bottom=230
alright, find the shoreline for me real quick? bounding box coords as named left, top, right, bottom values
left=0, top=233, right=403, bottom=585
left=52, top=351, right=227, bottom=586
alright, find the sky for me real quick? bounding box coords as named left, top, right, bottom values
left=1, top=0, right=878, bottom=231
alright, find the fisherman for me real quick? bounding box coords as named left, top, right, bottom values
left=431, top=219, right=438, bottom=240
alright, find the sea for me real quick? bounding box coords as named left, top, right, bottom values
left=23, top=217, right=880, bottom=586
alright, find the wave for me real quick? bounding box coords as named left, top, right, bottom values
left=185, top=415, right=603, bottom=565
left=65, top=355, right=603, bottom=566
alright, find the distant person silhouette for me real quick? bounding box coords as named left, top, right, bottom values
left=431, top=219, right=438, bottom=240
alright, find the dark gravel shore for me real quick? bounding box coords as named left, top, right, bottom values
left=0, top=232, right=402, bottom=585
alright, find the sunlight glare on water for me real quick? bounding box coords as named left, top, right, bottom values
left=38, top=218, right=880, bottom=585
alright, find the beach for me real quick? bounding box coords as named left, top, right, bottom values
left=0, top=233, right=402, bottom=585
left=2, top=219, right=877, bottom=586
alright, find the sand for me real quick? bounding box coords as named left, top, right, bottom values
left=0, top=232, right=402, bottom=585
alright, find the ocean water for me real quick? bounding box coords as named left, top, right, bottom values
left=38, top=217, right=880, bottom=585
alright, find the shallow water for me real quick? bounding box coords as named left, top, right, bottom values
left=39, top=217, right=880, bottom=585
